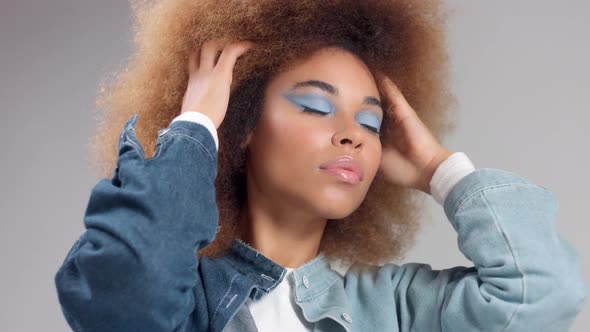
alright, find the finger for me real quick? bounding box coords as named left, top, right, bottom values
left=215, top=41, right=255, bottom=79
left=200, top=39, right=225, bottom=69
left=376, top=73, right=416, bottom=124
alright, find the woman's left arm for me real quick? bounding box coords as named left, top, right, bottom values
left=375, top=74, right=588, bottom=330
left=386, top=161, right=588, bottom=331
left=444, top=164, right=587, bottom=330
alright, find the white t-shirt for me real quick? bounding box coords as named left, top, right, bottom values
left=245, top=267, right=314, bottom=331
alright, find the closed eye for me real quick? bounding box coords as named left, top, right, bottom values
left=301, top=106, right=328, bottom=115
left=302, top=107, right=380, bottom=135
left=364, top=124, right=380, bottom=135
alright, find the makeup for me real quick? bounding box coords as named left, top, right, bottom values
left=320, top=168, right=361, bottom=184
left=282, top=92, right=382, bottom=134
left=283, top=92, right=335, bottom=114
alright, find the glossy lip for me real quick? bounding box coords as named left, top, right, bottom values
left=319, top=155, right=364, bottom=182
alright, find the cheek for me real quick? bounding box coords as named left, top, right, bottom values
left=269, top=117, right=329, bottom=170
left=249, top=110, right=327, bottom=182
left=371, top=143, right=383, bottom=172
left=361, top=143, right=382, bottom=187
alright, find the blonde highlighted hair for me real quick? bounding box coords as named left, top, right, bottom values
left=90, top=0, right=457, bottom=267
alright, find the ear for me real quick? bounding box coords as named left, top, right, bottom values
left=239, top=130, right=254, bottom=150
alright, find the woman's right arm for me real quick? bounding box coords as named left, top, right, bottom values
left=55, top=114, right=219, bottom=332
left=54, top=40, right=253, bottom=332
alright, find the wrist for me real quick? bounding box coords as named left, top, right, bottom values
left=419, top=148, right=454, bottom=194
left=171, top=111, right=219, bottom=151
left=429, top=152, right=476, bottom=205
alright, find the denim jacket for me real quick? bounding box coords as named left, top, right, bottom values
left=55, top=114, right=588, bottom=332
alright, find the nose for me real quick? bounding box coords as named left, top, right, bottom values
left=331, top=114, right=364, bottom=149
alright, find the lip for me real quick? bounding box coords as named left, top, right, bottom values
left=319, top=155, right=364, bottom=183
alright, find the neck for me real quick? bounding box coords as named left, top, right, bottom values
left=237, top=204, right=326, bottom=268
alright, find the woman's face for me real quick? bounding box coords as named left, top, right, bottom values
left=242, top=47, right=383, bottom=220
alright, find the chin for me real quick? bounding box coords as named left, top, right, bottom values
left=316, top=200, right=362, bottom=220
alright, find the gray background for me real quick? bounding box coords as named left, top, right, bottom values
left=1, top=0, right=587, bottom=330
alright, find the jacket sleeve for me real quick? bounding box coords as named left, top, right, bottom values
left=54, top=114, right=218, bottom=332
left=391, top=168, right=588, bottom=331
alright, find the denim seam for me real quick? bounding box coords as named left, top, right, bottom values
left=263, top=268, right=286, bottom=293
left=125, top=132, right=146, bottom=161
left=454, top=184, right=529, bottom=331
left=212, top=274, right=240, bottom=323
left=228, top=239, right=288, bottom=291
left=226, top=261, right=286, bottom=294
left=157, top=132, right=216, bottom=164
left=481, top=190, right=526, bottom=331
left=152, top=140, right=164, bottom=160
left=296, top=275, right=339, bottom=302
left=452, top=182, right=535, bottom=218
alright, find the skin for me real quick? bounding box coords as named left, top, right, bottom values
left=180, top=41, right=453, bottom=268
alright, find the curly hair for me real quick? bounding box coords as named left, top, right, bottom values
left=89, top=0, right=457, bottom=267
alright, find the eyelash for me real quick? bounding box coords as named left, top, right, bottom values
left=301, top=107, right=381, bottom=135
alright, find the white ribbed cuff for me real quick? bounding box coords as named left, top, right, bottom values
left=430, top=152, right=476, bottom=206
left=170, top=112, right=219, bottom=151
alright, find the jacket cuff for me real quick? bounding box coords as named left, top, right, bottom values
left=171, top=112, right=219, bottom=151
left=430, top=152, right=476, bottom=205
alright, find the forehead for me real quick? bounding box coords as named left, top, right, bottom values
left=268, top=48, right=379, bottom=96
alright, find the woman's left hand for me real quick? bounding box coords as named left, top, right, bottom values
left=376, top=74, right=454, bottom=194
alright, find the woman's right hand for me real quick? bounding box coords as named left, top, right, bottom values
left=180, top=40, right=254, bottom=129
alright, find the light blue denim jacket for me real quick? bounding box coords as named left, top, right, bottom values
left=55, top=114, right=588, bottom=331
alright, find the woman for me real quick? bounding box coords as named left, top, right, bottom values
left=54, top=0, right=587, bottom=331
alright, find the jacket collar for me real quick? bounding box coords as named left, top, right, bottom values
left=219, top=238, right=354, bottom=331
left=221, top=238, right=350, bottom=299
left=221, top=238, right=289, bottom=300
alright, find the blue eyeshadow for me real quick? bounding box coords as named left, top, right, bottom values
left=282, top=93, right=335, bottom=113
left=282, top=92, right=382, bottom=132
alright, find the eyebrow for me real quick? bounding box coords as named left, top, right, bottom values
left=291, top=80, right=383, bottom=111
